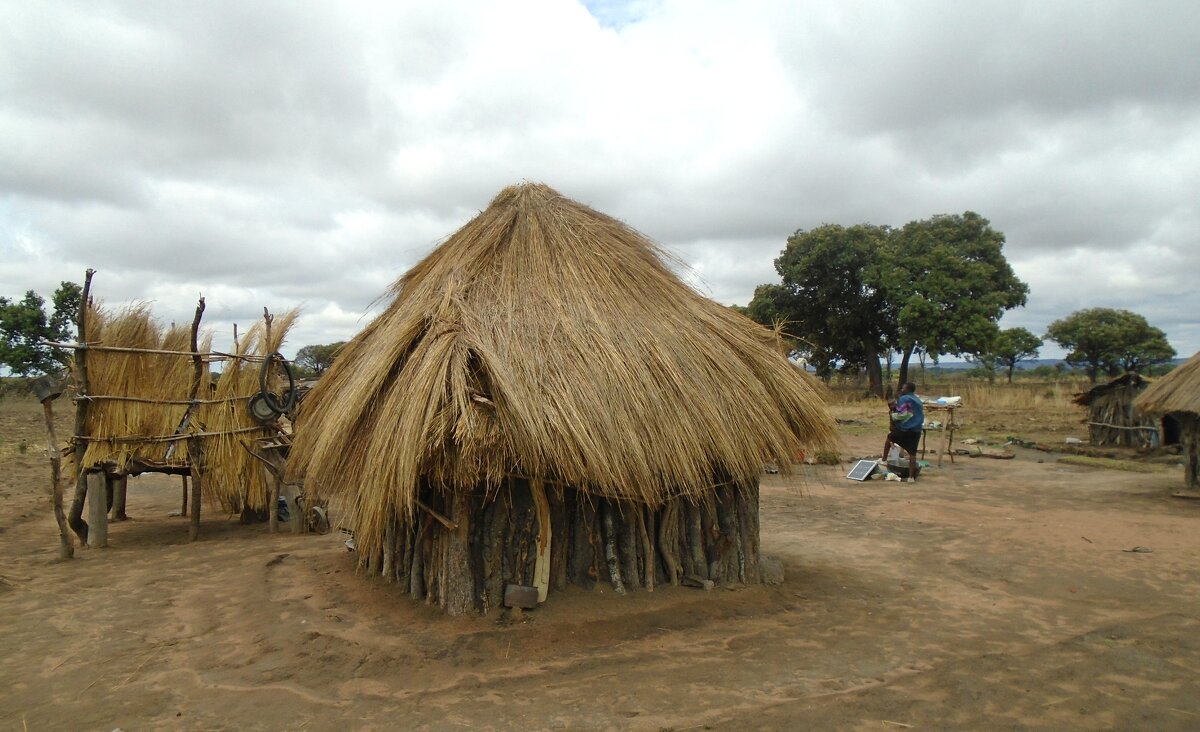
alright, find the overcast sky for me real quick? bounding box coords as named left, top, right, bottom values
left=2, top=0, right=1197, bottom=361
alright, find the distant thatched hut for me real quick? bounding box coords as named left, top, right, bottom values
left=1073, top=373, right=1178, bottom=449
left=1135, top=353, right=1200, bottom=495
left=289, top=183, right=839, bottom=614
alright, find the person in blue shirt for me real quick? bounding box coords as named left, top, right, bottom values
left=883, top=381, right=925, bottom=481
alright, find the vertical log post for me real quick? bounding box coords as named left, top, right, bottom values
left=180, top=475, right=188, bottom=516
left=1181, top=415, right=1199, bottom=493
left=184, top=298, right=206, bottom=541
left=601, top=502, right=626, bottom=595
left=86, top=471, right=107, bottom=548
left=110, top=475, right=128, bottom=521
left=638, top=505, right=654, bottom=592
left=263, top=308, right=279, bottom=534
left=382, top=510, right=396, bottom=581
left=43, top=398, right=74, bottom=559
left=443, top=492, right=474, bottom=615
left=68, top=269, right=95, bottom=544
left=530, top=480, right=551, bottom=603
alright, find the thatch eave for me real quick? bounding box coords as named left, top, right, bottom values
left=1135, top=352, right=1200, bottom=416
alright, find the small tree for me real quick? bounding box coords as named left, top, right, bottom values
left=1045, top=308, right=1175, bottom=382
left=987, top=327, right=1042, bottom=383
left=294, top=341, right=346, bottom=376
left=0, top=281, right=81, bottom=376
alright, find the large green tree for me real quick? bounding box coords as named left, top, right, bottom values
left=886, top=213, right=1028, bottom=385
left=747, top=224, right=894, bottom=390
left=1045, top=308, right=1175, bottom=382
left=294, top=341, right=347, bottom=376
left=746, top=212, right=1027, bottom=395
left=0, top=281, right=82, bottom=376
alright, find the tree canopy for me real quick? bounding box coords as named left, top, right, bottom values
left=747, top=212, right=1027, bottom=395
left=0, top=281, right=82, bottom=376
left=294, top=341, right=346, bottom=376
left=1045, top=308, right=1175, bottom=382
left=981, top=327, right=1043, bottom=383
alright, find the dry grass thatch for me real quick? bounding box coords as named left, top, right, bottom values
left=290, top=182, right=839, bottom=552
left=79, top=302, right=213, bottom=470
left=200, top=310, right=298, bottom=513
left=1135, top=352, right=1200, bottom=415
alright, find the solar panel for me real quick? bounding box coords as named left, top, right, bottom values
left=846, top=459, right=879, bottom=481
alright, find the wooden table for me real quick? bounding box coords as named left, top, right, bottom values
left=921, top=404, right=960, bottom=466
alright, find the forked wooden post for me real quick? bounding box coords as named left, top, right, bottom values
left=67, top=269, right=95, bottom=545
left=183, top=298, right=206, bottom=541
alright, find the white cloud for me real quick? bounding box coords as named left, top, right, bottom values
left=1, top=0, right=1197, bottom=360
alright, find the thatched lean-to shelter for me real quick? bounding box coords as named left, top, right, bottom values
left=1135, top=352, right=1200, bottom=496
left=60, top=273, right=301, bottom=551
left=289, top=182, right=839, bottom=614
left=1073, top=372, right=1178, bottom=448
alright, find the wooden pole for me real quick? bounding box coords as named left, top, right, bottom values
left=263, top=308, right=279, bottom=534
left=86, top=471, right=107, bottom=548
left=442, top=492, right=475, bottom=615
left=188, top=455, right=202, bottom=541
left=43, top=400, right=74, bottom=559
left=110, top=475, right=128, bottom=521
left=530, top=480, right=551, bottom=603
left=382, top=512, right=395, bottom=581
left=180, top=475, right=188, bottom=516
left=183, top=298, right=206, bottom=541
left=68, top=269, right=95, bottom=543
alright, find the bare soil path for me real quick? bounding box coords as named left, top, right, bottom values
left=2, top=397, right=1198, bottom=730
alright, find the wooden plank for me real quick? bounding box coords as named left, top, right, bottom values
left=530, top=479, right=552, bottom=603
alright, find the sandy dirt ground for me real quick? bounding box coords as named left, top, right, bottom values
left=2, top=396, right=1199, bottom=731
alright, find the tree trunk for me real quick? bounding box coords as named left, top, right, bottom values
left=864, top=343, right=884, bottom=397
left=896, top=345, right=914, bottom=392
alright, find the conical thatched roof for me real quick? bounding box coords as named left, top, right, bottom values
left=290, top=183, right=837, bottom=532
left=1135, top=352, right=1200, bottom=415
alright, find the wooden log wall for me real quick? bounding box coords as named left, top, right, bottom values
left=1086, top=389, right=1159, bottom=448
left=362, top=476, right=762, bottom=615
left=1182, top=414, right=1199, bottom=490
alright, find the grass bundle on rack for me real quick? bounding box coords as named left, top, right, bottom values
left=200, top=309, right=298, bottom=513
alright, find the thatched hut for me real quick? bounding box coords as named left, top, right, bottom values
left=1135, top=353, right=1200, bottom=496
left=1073, top=373, right=1178, bottom=448
left=290, top=182, right=839, bottom=614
